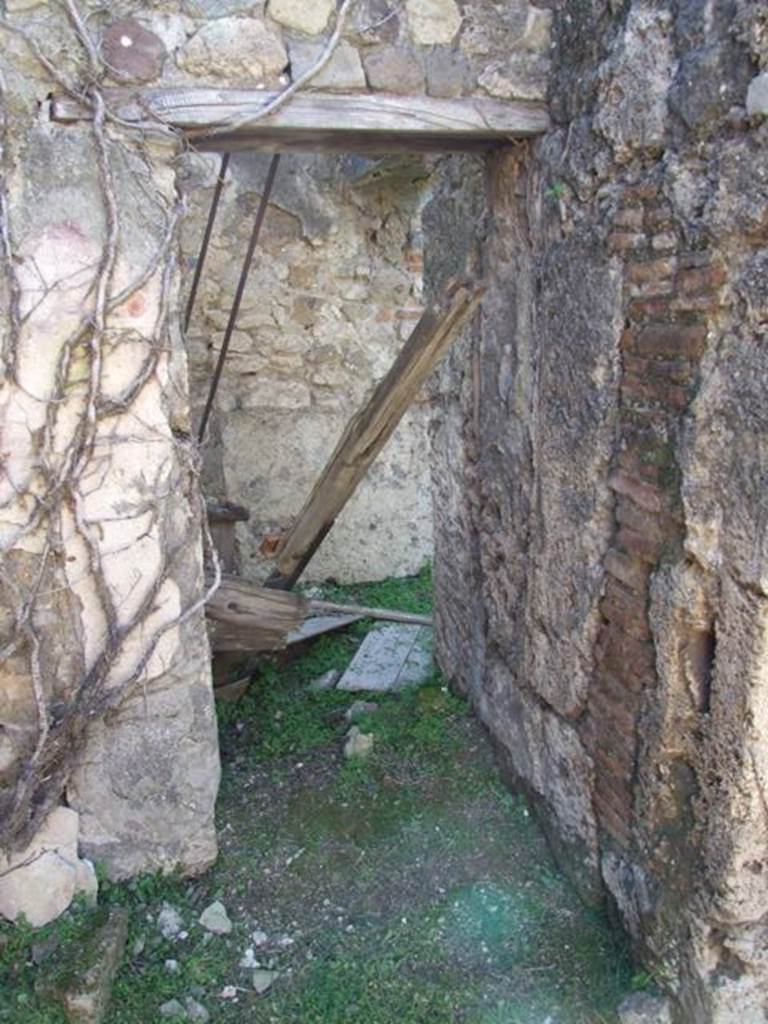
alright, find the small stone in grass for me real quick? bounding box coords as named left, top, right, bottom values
left=253, top=968, right=280, bottom=994
left=344, top=726, right=374, bottom=759
left=159, top=999, right=187, bottom=1019
left=157, top=904, right=184, bottom=939
left=199, top=900, right=232, bottom=935
left=344, top=700, right=379, bottom=722
left=185, top=996, right=210, bottom=1022
left=252, top=928, right=268, bottom=946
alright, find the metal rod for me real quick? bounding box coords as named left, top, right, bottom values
left=198, top=153, right=281, bottom=444
left=184, top=151, right=230, bottom=334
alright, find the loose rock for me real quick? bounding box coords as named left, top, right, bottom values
left=617, top=992, right=673, bottom=1024
left=157, top=904, right=184, bottom=940
left=344, top=726, right=375, bottom=759
left=159, top=999, right=187, bottom=1019
left=253, top=968, right=280, bottom=994
left=199, top=900, right=232, bottom=935
left=184, top=996, right=210, bottom=1022
left=0, top=806, right=81, bottom=928
left=344, top=700, right=379, bottom=722
left=308, top=669, right=341, bottom=692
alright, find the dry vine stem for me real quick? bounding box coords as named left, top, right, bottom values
left=0, top=0, right=361, bottom=856
left=0, top=2, right=218, bottom=853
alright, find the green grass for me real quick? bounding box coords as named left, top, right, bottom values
left=0, top=567, right=634, bottom=1024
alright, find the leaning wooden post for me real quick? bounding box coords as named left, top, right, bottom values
left=265, top=278, right=485, bottom=590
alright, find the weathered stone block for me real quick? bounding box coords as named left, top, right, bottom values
left=289, top=39, right=366, bottom=90
left=363, top=46, right=425, bottom=94
left=405, top=0, right=462, bottom=46
left=178, top=17, right=287, bottom=82
left=268, top=0, right=333, bottom=36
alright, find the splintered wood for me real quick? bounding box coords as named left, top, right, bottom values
left=206, top=575, right=307, bottom=652
left=266, top=278, right=485, bottom=589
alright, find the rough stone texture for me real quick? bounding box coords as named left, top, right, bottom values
left=1, top=7, right=219, bottom=891
left=178, top=17, right=287, bottom=83
left=268, top=0, right=334, bottom=36
left=747, top=71, right=768, bottom=116
left=289, top=39, right=366, bottom=91
left=405, top=0, right=462, bottom=46
left=0, top=807, right=93, bottom=928
left=61, top=908, right=129, bottom=1024
left=181, top=151, right=434, bottom=583
left=363, top=46, right=426, bottom=95
left=618, top=992, right=674, bottom=1024
left=431, top=1, right=768, bottom=1020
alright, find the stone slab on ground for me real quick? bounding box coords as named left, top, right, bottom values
left=60, top=908, right=129, bottom=1024
left=337, top=625, right=433, bottom=692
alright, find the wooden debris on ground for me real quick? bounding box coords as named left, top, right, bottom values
left=206, top=575, right=307, bottom=653
left=265, top=278, right=485, bottom=589
left=207, top=498, right=249, bottom=574
left=205, top=575, right=430, bottom=656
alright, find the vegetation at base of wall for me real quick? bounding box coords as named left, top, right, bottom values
left=0, top=569, right=634, bottom=1024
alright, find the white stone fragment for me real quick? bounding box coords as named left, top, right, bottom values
left=0, top=806, right=80, bottom=928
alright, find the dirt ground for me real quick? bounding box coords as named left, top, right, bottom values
left=1, top=572, right=637, bottom=1023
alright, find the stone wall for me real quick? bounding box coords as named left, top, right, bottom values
left=0, top=0, right=547, bottom=922
left=181, top=151, right=434, bottom=583
left=431, top=2, right=768, bottom=1020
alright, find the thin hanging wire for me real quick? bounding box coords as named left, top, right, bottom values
left=184, top=151, right=230, bottom=334
left=197, top=153, right=281, bottom=444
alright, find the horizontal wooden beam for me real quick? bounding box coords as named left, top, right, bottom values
left=51, top=88, right=549, bottom=154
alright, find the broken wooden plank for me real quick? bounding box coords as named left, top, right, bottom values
left=206, top=574, right=307, bottom=653
left=51, top=89, right=550, bottom=154
left=286, top=614, right=362, bottom=645
left=308, top=600, right=432, bottom=628
left=266, top=279, right=485, bottom=589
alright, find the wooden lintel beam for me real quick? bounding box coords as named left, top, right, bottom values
left=51, top=88, right=550, bottom=153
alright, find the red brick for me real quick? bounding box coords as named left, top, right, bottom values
left=625, top=322, right=708, bottom=359
left=589, top=676, right=642, bottom=734
left=622, top=353, right=695, bottom=386
left=596, top=626, right=656, bottom=688
left=614, top=207, right=644, bottom=229
left=617, top=447, right=663, bottom=484
left=677, top=264, right=726, bottom=297
left=593, top=744, right=634, bottom=786
left=617, top=525, right=664, bottom=564
left=651, top=232, right=677, bottom=253
left=622, top=181, right=660, bottom=202
left=644, top=204, right=674, bottom=231
left=615, top=499, right=666, bottom=546
left=622, top=373, right=690, bottom=411
left=609, top=231, right=647, bottom=254
left=608, top=470, right=663, bottom=513
left=627, top=257, right=677, bottom=284
left=626, top=296, right=676, bottom=320
left=593, top=788, right=633, bottom=846
left=604, top=548, right=652, bottom=593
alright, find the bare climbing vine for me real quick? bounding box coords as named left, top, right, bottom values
left=0, top=0, right=361, bottom=856
left=0, top=2, right=220, bottom=853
